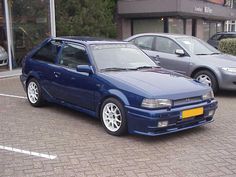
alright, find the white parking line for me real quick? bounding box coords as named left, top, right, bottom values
left=0, top=93, right=27, bottom=99
left=0, top=145, right=57, bottom=160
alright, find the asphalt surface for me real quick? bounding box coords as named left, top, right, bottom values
left=0, top=76, right=236, bottom=177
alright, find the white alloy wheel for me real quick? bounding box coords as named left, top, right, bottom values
left=102, top=103, right=122, bottom=132
left=27, top=81, right=39, bottom=104
left=196, top=74, right=212, bottom=87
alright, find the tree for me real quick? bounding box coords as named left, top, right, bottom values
left=55, top=0, right=117, bottom=38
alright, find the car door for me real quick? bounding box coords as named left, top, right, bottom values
left=150, top=36, right=190, bottom=75
left=30, top=40, right=63, bottom=99
left=54, top=42, right=97, bottom=110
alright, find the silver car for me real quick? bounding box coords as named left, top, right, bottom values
left=125, top=33, right=236, bottom=93
left=0, top=46, right=8, bottom=66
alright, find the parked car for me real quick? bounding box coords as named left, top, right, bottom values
left=0, top=45, right=8, bottom=66
left=125, top=33, right=236, bottom=93
left=20, top=37, right=217, bottom=136
left=208, top=32, right=236, bottom=49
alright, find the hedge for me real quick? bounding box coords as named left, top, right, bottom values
left=219, top=38, right=236, bottom=56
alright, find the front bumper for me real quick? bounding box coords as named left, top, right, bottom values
left=219, top=71, right=236, bottom=91
left=126, top=100, right=217, bottom=136
left=0, top=54, right=8, bottom=66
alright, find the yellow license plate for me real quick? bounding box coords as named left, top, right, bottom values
left=182, top=107, right=204, bottom=119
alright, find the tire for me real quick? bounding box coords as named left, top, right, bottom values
left=193, top=70, right=218, bottom=93
left=26, top=78, right=45, bottom=107
left=100, top=98, right=128, bottom=136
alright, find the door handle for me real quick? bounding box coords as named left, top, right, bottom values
left=54, top=72, right=61, bottom=78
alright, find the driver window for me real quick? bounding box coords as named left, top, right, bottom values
left=59, top=43, right=89, bottom=69
left=155, top=36, right=182, bottom=54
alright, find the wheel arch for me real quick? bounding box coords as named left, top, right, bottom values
left=191, top=67, right=220, bottom=91
left=26, top=72, right=40, bottom=86
left=191, top=67, right=218, bottom=81
left=96, top=89, right=130, bottom=119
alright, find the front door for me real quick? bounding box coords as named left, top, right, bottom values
left=150, top=36, right=190, bottom=75
left=55, top=42, right=96, bottom=110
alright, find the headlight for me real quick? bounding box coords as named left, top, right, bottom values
left=202, top=91, right=214, bottom=100
left=141, top=99, right=172, bottom=109
left=222, top=67, right=236, bottom=73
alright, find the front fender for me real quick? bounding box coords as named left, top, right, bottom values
left=108, top=89, right=130, bottom=106
left=26, top=71, right=41, bottom=84
left=95, top=89, right=130, bottom=118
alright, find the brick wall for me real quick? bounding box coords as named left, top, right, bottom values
left=0, top=2, right=3, bottom=26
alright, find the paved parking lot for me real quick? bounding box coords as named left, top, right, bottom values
left=0, top=76, right=236, bottom=177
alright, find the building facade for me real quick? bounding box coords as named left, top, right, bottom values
left=0, top=0, right=55, bottom=71
left=117, top=0, right=236, bottom=40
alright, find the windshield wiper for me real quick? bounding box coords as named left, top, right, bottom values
left=196, top=53, right=209, bottom=55
left=210, top=52, right=221, bottom=55
left=101, top=67, right=133, bottom=71
left=134, top=66, right=160, bottom=70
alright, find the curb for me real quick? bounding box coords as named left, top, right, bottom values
left=0, top=73, right=21, bottom=79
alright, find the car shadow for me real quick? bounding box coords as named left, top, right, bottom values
left=216, top=90, right=236, bottom=98
left=128, top=126, right=210, bottom=143
left=41, top=102, right=213, bottom=142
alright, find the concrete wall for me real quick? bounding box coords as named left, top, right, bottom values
left=0, top=2, right=4, bottom=26
left=118, top=0, right=178, bottom=17
left=118, top=0, right=236, bottom=20
left=121, top=18, right=131, bottom=39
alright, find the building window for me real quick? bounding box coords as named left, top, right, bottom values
left=9, top=0, right=52, bottom=67
left=132, top=19, right=164, bottom=35
left=200, top=21, right=223, bottom=40
left=168, top=18, right=184, bottom=34
left=185, top=19, right=192, bottom=36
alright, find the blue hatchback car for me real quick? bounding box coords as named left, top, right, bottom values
left=20, top=37, right=218, bottom=136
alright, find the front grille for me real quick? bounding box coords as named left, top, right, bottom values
left=173, top=96, right=202, bottom=107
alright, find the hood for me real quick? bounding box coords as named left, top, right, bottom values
left=99, top=68, right=210, bottom=100
left=197, top=54, right=236, bottom=67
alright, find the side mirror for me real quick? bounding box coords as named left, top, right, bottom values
left=175, top=49, right=185, bottom=56
left=76, top=65, right=94, bottom=74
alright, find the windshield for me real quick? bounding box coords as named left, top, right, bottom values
left=176, top=37, right=220, bottom=55
left=91, top=44, right=157, bottom=71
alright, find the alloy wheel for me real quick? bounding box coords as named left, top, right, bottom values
left=196, top=74, right=212, bottom=87
left=102, top=103, right=122, bottom=132
left=27, top=81, right=39, bottom=104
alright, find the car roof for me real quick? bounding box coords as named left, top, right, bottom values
left=53, top=36, right=127, bottom=45
left=214, top=31, right=236, bottom=35
left=124, top=33, right=192, bottom=41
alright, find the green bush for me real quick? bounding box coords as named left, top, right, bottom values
left=219, top=38, right=236, bottom=56
left=55, top=0, right=117, bottom=38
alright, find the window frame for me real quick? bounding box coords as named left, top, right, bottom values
left=31, top=39, right=63, bottom=64
left=154, top=36, right=186, bottom=55
left=57, top=42, right=91, bottom=70
left=132, top=35, right=155, bottom=51
left=210, top=34, right=221, bottom=41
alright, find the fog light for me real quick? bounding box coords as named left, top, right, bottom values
left=208, top=110, right=215, bottom=117
left=158, top=121, right=168, bottom=128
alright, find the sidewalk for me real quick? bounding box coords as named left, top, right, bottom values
left=0, top=68, right=21, bottom=79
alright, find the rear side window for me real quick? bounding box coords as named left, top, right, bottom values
left=32, top=40, right=62, bottom=63
left=132, top=36, right=154, bottom=50
left=211, top=34, right=221, bottom=41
